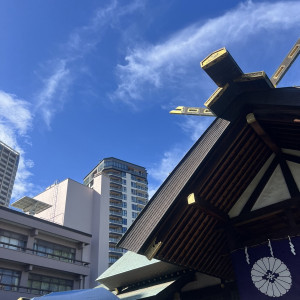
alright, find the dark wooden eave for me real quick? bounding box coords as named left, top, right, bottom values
left=118, top=86, right=300, bottom=280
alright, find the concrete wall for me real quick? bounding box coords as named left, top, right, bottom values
left=89, top=174, right=110, bottom=287
left=34, top=179, right=69, bottom=225
left=0, top=206, right=92, bottom=299
left=32, top=176, right=110, bottom=288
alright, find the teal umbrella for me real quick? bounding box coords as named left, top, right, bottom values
left=31, top=287, right=119, bottom=299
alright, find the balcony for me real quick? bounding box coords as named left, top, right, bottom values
left=0, top=242, right=89, bottom=276
left=109, top=238, right=120, bottom=243
left=109, top=228, right=122, bottom=234
left=106, top=171, right=122, bottom=178
left=109, top=247, right=126, bottom=254
left=110, top=194, right=123, bottom=200
left=109, top=210, right=122, bottom=217
left=109, top=201, right=122, bottom=208
left=109, top=218, right=123, bottom=225
left=110, top=186, right=122, bottom=193
left=110, top=178, right=122, bottom=184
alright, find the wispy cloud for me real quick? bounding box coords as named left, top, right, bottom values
left=35, top=60, right=71, bottom=128
left=4, top=0, right=147, bottom=200
left=112, top=0, right=300, bottom=103
left=35, top=0, right=146, bottom=127
left=118, top=0, right=300, bottom=196
left=0, top=91, right=36, bottom=202
left=147, top=117, right=213, bottom=198
left=179, top=117, right=214, bottom=142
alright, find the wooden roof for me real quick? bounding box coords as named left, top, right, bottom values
left=118, top=48, right=300, bottom=281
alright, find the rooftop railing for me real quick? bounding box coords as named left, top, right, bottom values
left=0, top=242, right=90, bottom=267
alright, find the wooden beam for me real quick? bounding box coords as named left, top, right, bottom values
left=187, top=193, right=229, bottom=223
left=279, top=159, right=300, bottom=197
left=283, top=153, right=300, bottom=164
left=240, top=157, right=279, bottom=215
left=247, top=113, right=299, bottom=197
left=231, top=197, right=300, bottom=228
left=246, top=113, right=281, bottom=154
left=241, top=226, right=300, bottom=247
left=285, top=208, right=297, bottom=228
left=245, top=87, right=300, bottom=108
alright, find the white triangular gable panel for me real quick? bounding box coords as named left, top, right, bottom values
left=252, top=165, right=290, bottom=211
left=287, top=161, right=300, bottom=190
left=228, top=154, right=275, bottom=218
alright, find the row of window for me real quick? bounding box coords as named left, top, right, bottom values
left=131, top=175, right=147, bottom=184
left=28, top=273, right=73, bottom=295
left=132, top=204, right=143, bottom=212
left=131, top=182, right=148, bottom=191
left=0, top=267, right=20, bottom=291
left=0, top=146, right=18, bottom=158
left=0, top=267, right=73, bottom=295
left=132, top=212, right=139, bottom=219
left=131, top=196, right=147, bottom=205
left=33, top=239, right=76, bottom=263
left=0, top=229, right=26, bottom=250
left=0, top=158, right=16, bottom=169
left=131, top=189, right=148, bottom=199
left=0, top=230, right=76, bottom=263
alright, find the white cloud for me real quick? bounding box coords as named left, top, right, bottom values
left=35, top=60, right=71, bottom=128
left=0, top=91, right=32, bottom=136
left=114, top=0, right=300, bottom=198
left=179, top=117, right=214, bottom=142
left=0, top=91, right=35, bottom=203
left=113, top=1, right=300, bottom=102
left=35, top=0, right=146, bottom=127
left=148, top=146, right=188, bottom=197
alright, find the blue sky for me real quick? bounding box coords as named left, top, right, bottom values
left=0, top=0, right=300, bottom=203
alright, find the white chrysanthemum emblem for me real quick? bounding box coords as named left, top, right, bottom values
left=251, top=257, right=292, bottom=297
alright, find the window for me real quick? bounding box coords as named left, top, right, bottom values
left=122, top=227, right=127, bottom=233
left=132, top=204, right=142, bottom=212
left=27, top=274, right=73, bottom=295
left=122, top=210, right=127, bottom=217
left=33, top=239, right=75, bottom=263
left=132, top=212, right=139, bottom=218
left=0, top=268, right=21, bottom=291
left=122, top=194, right=127, bottom=200
left=122, top=219, right=127, bottom=225
left=0, top=229, right=26, bottom=251
left=122, top=179, right=126, bottom=184
left=122, top=202, right=127, bottom=208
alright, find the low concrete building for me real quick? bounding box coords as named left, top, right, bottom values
left=12, top=175, right=110, bottom=288
left=0, top=205, right=91, bottom=300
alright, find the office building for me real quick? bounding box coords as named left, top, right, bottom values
left=12, top=176, right=109, bottom=288
left=0, top=141, right=19, bottom=206
left=83, top=157, right=148, bottom=266
left=0, top=205, right=91, bottom=300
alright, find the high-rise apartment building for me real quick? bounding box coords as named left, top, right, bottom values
left=0, top=141, right=19, bottom=207
left=83, top=157, right=148, bottom=266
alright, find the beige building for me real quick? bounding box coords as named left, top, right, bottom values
left=13, top=175, right=110, bottom=289
left=0, top=205, right=91, bottom=300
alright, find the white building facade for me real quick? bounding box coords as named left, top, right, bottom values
left=83, top=157, right=148, bottom=266
left=13, top=176, right=110, bottom=288
left=0, top=141, right=19, bottom=207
